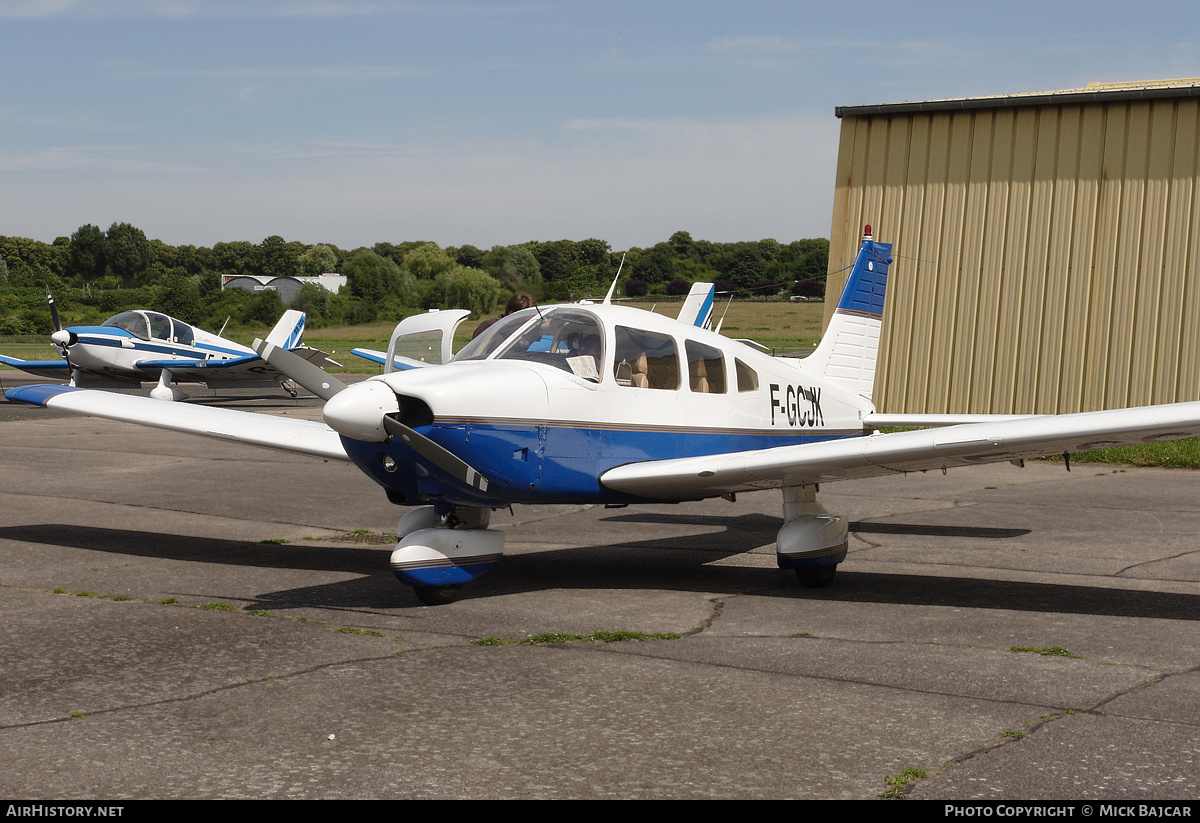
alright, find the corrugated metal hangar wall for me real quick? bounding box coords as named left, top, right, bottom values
left=826, top=80, right=1200, bottom=414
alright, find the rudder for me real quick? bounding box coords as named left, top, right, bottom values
left=802, top=228, right=892, bottom=401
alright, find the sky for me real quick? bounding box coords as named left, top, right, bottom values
left=2, top=0, right=1199, bottom=252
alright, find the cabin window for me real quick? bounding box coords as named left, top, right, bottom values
left=171, top=320, right=195, bottom=346
left=146, top=313, right=171, bottom=341
left=735, top=358, right=759, bottom=392
left=685, top=340, right=726, bottom=394
left=613, top=326, right=678, bottom=390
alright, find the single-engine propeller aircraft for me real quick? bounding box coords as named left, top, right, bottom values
left=10, top=227, right=1200, bottom=605
left=0, top=299, right=338, bottom=401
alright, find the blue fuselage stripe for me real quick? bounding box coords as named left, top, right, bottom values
left=343, top=420, right=856, bottom=508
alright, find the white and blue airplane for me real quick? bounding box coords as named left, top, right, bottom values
left=10, top=227, right=1200, bottom=605
left=0, top=302, right=337, bottom=401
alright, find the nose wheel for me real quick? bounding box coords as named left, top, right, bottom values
left=795, top=566, right=837, bottom=588
left=413, top=585, right=463, bottom=606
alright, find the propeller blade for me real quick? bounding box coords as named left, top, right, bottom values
left=382, top=414, right=489, bottom=493
left=253, top=338, right=348, bottom=401
left=45, top=288, right=78, bottom=381
left=46, top=287, right=62, bottom=333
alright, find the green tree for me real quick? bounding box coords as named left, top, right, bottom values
left=154, top=272, right=202, bottom=325
left=402, top=243, right=456, bottom=281
left=299, top=244, right=338, bottom=278
left=213, top=241, right=258, bottom=277
left=290, top=281, right=330, bottom=323
left=343, top=248, right=412, bottom=303
left=242, top=288, right=284, bottom=326
left=258, top=235, right=300, bottom=279
left=454, top=244, right=486, bottom=269
left=442, top=266, right=501, bottom=316
left=492, top=246, right=541, bottom=294
left=105, top=222, right=152, bottom=284
left=531, top=240, right=580, bottom=283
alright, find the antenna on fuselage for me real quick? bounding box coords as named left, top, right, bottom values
left=602, top=253, right=627, bottom=305
left=217, top=316, right=231, bottom=338
left=714, top=293, right=734, bottom=335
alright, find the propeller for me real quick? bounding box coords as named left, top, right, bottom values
left=46, top=287, right=78, bottom=375
left=253, top=337, right=490, bottom=493
left=252, top=337, right=348, bottom=400
left=382, top=414, right=489, bottom=493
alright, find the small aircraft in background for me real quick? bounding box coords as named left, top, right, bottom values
left=0, top=297, right=338, bottom=401
left=10, top=227, right=1200, bottom=605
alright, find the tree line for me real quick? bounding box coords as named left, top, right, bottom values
left=0, top=224, right=829, bottom=335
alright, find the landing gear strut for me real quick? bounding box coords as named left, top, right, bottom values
left=776, top=485, right=846, bottom=588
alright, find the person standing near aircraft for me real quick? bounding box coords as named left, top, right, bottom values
left=472, top=293, right=535, bottom=339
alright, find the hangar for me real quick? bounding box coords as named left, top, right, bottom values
left=825, top=78, right=1200, bottom=415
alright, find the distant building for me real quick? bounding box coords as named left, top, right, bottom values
left=221, top=274, right=347, bottom=305
left=827, top=78, right=1200, bottom=414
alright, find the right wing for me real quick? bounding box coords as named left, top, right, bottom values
left=350, top=348, right=427, bottom=371
left=5, top=384, right=349, bottom=462
left=0, top=355, right=71, bottom=380
left=0, top=356, right=140, bottom=388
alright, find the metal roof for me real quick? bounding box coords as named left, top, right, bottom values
left=836, top=78, right=1200, bottom=118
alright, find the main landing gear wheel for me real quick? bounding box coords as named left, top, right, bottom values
left=795, top=566, right=837, bottom=588
left=413, top=584, right=463, bottom=606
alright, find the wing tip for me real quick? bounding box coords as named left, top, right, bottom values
left=5, top=383, right=84, bottom=406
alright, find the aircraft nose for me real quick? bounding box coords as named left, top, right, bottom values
left=322, top=380, right=400, bottom=442
left=50, top=329, right=74, bottom=347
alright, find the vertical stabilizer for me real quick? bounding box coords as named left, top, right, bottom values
left=266, top=310, right=307, bottom=350
left=803, top=228, right=892, bottom=401
left=677, top=282, right=715, bottom=330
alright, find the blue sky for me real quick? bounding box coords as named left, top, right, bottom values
left=3, top=1, right=1198, bottom=251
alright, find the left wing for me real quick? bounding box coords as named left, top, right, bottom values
left=601, top=401, right=1200, bottom=499
left=5, top=384, right=349, bottom=461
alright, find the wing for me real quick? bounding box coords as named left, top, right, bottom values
left=5, top=384, right=349, bottom=462
left=0, top=355, right=71, bottom=380
left=0, top=355, right=141, bottom=387
left=350, top=348, right=427, bottom=370
left=135, top=347, right=340, bottom=385
left=601, top=401, right=1200, bottom=499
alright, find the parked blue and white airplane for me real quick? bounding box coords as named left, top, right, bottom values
left=10, top=228, right=1200, bottom=604
left=0, top=302, right=337, bottom=401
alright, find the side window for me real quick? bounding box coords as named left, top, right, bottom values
left=613, top=326, right=679, bottom=390
left=146, top=313, right=171, bottom=341
left=685, top=340, right=726, bottom=394
left=735, top=358, right=759, bottom=392
left=171, top=320, right=195, bottom=346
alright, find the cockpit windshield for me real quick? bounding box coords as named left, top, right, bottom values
left=103, top=311, right=151, bottom=340
left=102, top=310, right=194, bottom=345
left=450, top=306, right=605, bottom=382
left=451, top=308, right=541, bottom=363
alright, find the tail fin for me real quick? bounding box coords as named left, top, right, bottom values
left=266, top=310, right=306, bottom=350
left=803, top=228, right=892, bottom=401
left=677, top=282, right=715, bottom=330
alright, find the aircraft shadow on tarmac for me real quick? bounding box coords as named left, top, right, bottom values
left=3, top=522, right=1198, bottom=620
